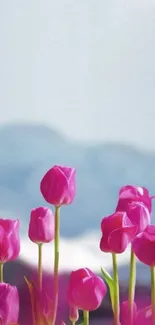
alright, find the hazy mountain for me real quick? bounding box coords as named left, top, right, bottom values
left=0, top=123, right=155, bottom=237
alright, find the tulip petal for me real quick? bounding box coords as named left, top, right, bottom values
left=108, top=226, right=137, bottom=254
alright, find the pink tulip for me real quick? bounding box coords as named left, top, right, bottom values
left=132, top=225, right=155, bottom=266
left=28, top=207, right=55, bottom=244
left=69, top=306, right=79, bottom=322
left=100, top=212, right=137, bottom=254
left=0, top=283, right=19, bottom=325
left=0, top=219, right=20, bottom=263
left=40, top=165, right=76, bottom=206
left=127, top=202, right=150, bottom=235
left=67, top=268, right=107, bottom=311
left=120, top=301, right=137, bottom=325
left=116, top=185, right=152, bottom=213
left=135, top=305, right=152, bottom=325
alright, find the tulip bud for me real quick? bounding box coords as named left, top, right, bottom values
left=0, top=283, right=19, bottom=325
left=40, top=165, right=76, bottom=206
left=0, top=219, right=20, bottom=263
left=69, top=306, right=79, bottom=322
left=67, top=268, right=107, bottom=311
left=120, top=301, right=137, bottom=325
left=28, top=207, right=55, bottom=244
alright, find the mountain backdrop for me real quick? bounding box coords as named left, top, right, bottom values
left=0, top=123, right=155, bottom=237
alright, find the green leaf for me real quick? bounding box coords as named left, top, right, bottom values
left=101, top=266, right=114, bottom=312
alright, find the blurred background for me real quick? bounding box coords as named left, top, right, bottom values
left=0, top=0, right=155, bottom=323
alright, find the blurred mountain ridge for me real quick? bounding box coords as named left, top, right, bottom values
left=0, top=122, right=155, bottom=237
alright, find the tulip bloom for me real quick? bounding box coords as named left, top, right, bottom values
left=0, top=283, right=19, bottom=325
left=120, top=301, right=137, bottom=325
left=127, top=202, right=150, bottom=235
left=40, top=165, right=76, bottom=206
left=67, top=268, right=107, bottom=311
left=116, top=185, right=152, bottom=213
left=132, top=225, right=155, bottom=266
left=100, top=212, right=137, bottom=254
left=135, top=305, right=152, bottom=325
left=28, top=207, right=55, bottom=244
left=69, top=306, right=79, bottom=322
left=0, top=219, right=20, bottom=263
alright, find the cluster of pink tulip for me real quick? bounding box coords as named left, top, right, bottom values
left=1, top=165, right=155, bottom=325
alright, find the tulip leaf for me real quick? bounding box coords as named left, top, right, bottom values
left=101, top=267, right=114, bottom=312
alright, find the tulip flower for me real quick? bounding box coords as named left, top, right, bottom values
left=69, top=306, right=79, bottom=324
left=100, top=212, right=137, bottom=254
left=136, top=305, right=152, bottom=325
left=120, top=301, right=137, bottom=325
left=132, top=225, right=155, bottom=266
left=0, top=283, right=19, bottom=325
left=40, top=165, right=76, bottom=325
left=40, top=165, right=76, bottom=206
left=115, top=185, right=152, bottom=213
left=67, top=268, right=107, bottom=311
left=127, top=202, right=150, bottom=235
left=0, top=219, right=20, bottom=265
left=133, top=225, right=155, bottom=324
left=28, top=207, right=55, bottom=291
left=28, top=207, right=55, bottom=244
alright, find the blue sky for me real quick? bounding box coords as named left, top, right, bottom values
left=0, top=0, right=155, bottom=150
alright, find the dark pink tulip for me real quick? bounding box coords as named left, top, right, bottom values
left=120, top=301, right=137, bottom=325
left=69, top=306, right=79, bottom=322
left=0, top=219, right=20, bottom=263
left=0, top=283, right=19, bottom=325
left=116, top=185, right=152, bottom=213
left=67, top=268, right=107, bottom=311
left=100, top=212, right=137, bottom=254
left=40, top=165, right=76, bottom=206
left=135, top=305, right=152, bottom=325
left=132, top=225, right=155, bottom=266
left=28, top=207, right=55, bottom=244
left=127, top=202, right=150, bottom=235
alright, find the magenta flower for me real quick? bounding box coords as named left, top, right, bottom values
left=28, top=207, right=55, bottom=244
left=120, top=300, right=137, bottom=325
left=116, top=185, right=152, bottom=213
left=40, top=165, right=76, bottom=206
left=100, top=212, right=137, bottom=254
left=0, top=283, right=19, bottom=325
left=67, top=268, right=107, bottom=311
left=135, top=305, right=152, bottom=325
left=132, top=225, right=155, bottom=266
left=127, top=202, right=151, bottom=235
left=0, top=219, right=20, bottom=263
left=69, top=306, right=79, bottom=322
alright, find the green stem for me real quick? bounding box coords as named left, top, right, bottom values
left=51, top=206, right=60, bottom=325
left=71, top=322, right=75, bottom=325
left=151, top=266, right=155, bottom=325
left=0, top=263, right=3, bottom=282
left=112, top=253, right=120, bottom=325
left=38, top=243, right=43, bottom=291
left=128, top=248, right=136, bottom=325
left=83, top=310, right=89, bottom=325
